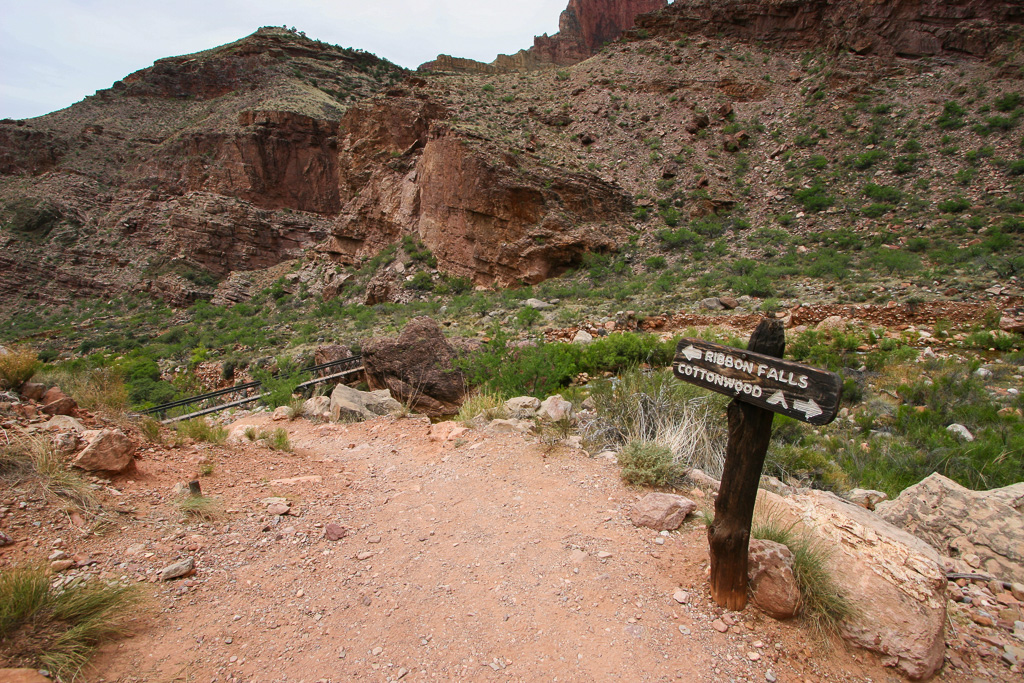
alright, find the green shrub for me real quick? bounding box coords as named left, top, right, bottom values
left=848, top=150, right=885, bottom=170
left=994, top=92, right=1021, bottom=112
left=406, top=271, right=434, bottom=291
left=645, top=255, right=667, bottom=270
left=794, top=182, right=834, bottom=212
left=658, top=226, right=703, bottom=249
left=936, top=101, right=967, bottom=129
left=861, top=203, right=893, bottom=218
left=617, top=439, right=684, bottom=487
left=174, top=419, right=227, bottom=444
left=252, top=357, right=310, bottom=409
left=937, top=197, right=970, bottom=214
left=862, top=183, right=902, bottom=203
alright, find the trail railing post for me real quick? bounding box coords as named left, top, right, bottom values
left=670, top=317, right=842, bottom=611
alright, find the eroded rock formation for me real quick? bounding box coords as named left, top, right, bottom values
left=421, top=0, right=667, bottom=72
left=636, top=0, right=1024, bottom=58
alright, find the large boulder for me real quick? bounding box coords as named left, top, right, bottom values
left=747, top=538, right=800, bottom=620
left=876, top=473, right=1024, bottom=584
left=361, top=317, right=467, bottom=417
left=759, top=489, right=946, bottom=680
left=72, top=429, right=136, bottom=473
left=329, top=384, right=401, bottom=421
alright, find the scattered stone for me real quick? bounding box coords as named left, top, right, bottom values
left=815, top=315, right=847, bottom=332
left=877, top=473, right=1024, bottom=583
left=271, top=406, right=292, bottom=421
left=325, top=523, right=348, bottom=541
left=160, top=557, right=195, bottom=581
left=974, top=367, right=993, bottom=380
left=356, top=551, right=374, bottom=561
left=845, top=488, right=888, bottom=510
left=267, top=502, right=290, bottom=516
left=571, top=330, right=593, bottom=344
left=505, top=396, right=541, bottom=418
left=712, top=618, right=729, bottom=633
left=700, top=297, right=725, bottom=311
left=672, top=590, right=689, bottom=604
left=428, top=421, right=468, bottom=442
left=40, top=415, right=85, bottom=432
left=41, top=387, right=69, bottom=405
left=538, top=394, right=574, bottom=421
left=302, top=396, right=332, bottom=420
left=72, top=429, right=136, bottom=473
left=523, top=298, right=554, bottom=310
left=330, top=384, right=402, bottom=422
left=42, top=396, right=77, bottom=416
left=483, top=418, right=535, bottom=435
left=20, top=382, right=45, bottom=400
left=0, top=530, right=12, bottom=547
left=765, top=671, right=777, bottom=683
left=597, top=551, right=613, bottom=559
left=719, top=296, right=739, bottom=310
left=678, top=625, right=691, bottom=635
left=747, top=651, right=761, bottom=661
left=946, top=423, right=974, bottom=441
left=630, top=492, right=696, bottom=531
left=747, top=539, right=800, bottom=620
left=50, top=559, right=75, bottom=572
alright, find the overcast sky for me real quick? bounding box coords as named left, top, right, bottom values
left=0, top=0, right=570, bottom=119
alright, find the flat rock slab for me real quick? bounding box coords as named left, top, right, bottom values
left=630, top=493, right=696, bottom=531
left=160, top=557, right=195, bottom=581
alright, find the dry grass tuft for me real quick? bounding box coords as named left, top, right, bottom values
left=0, top=435, right=96, bottom=509
left=0, top=346, right=39, bottom=391
left=456, top=390, right=509, bottom=426
left=0, top=564, right=142, bottom=678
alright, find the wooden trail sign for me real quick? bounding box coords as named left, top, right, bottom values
left=672, top=337, right=842, bottom=425
left=675, top=319, right=841, bottom=611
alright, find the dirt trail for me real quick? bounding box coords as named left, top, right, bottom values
left=5, top=415, right=967, bottom=682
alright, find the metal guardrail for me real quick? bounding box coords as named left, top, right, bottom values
left=144, top=355, right=363, bottom=423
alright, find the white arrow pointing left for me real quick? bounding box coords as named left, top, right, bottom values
left=681, top=345, right=703, bottom=361
left=793, top=398, right=823, bottom=420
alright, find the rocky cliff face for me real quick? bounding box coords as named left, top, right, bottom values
left=421, top=0, right=667, bottom=72
left=0, top=27, right=632, bottom=310
left=636, top=0, right=1024, bottom=58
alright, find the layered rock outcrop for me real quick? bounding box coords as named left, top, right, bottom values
left=635, top=0, right=1024, bottom=58
left=421, top=0, right=667, bottom=72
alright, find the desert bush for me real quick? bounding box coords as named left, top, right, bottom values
left=0, top=436, right=94, bottom=508
left=617, top=439, right=684, bottom=487
left=0, top=564, right=141, bottom=678
left=252, top=357, right=310, bottom=409
left=174, top=419, right=227, bottom=445
left=175, top=493, right=222, bottom=521
left=0, top=346, right=39, bottom=390
left=456, top=390, right=508, bottom=426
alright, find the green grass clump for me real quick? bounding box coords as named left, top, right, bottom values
left=751, top=511, right=856, bottom=641
left=174, top=419, right=227, bottom=445
left=617, top=439, right=685, bottom=487
left=175, top=493, right=222, bottom=521
left=0, top=564, right=141, bottom=678
left=456, top=390, right=508, bottom=426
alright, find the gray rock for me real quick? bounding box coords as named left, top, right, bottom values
left=523, top=298, right=554, bottom=310
left=505, top=396, right=540, bottom=418
left=160, top=557, right=195, bottom=581
left=302, top=396, right=332, bottom=420
left=330, top=384, right=401, bottom=422
left=572, top=330, right=594, bottom=344
left=946, top=423, right=974, bottom=441
left=877, top=473, right=1024, bottom=583
left=0, top=530, right=13, bottom=547
left=41, top=415, right=85, bottom=432
left=538, top=394, right=574, bottom=421
left=700, top=297, right=725, bottom=311
left=483, top=419, right=535, bottom=435
left=845, top=488, right=889, bottom=511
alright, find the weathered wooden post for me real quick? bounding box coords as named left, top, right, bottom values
left=672, top=318, right=842, bottom=610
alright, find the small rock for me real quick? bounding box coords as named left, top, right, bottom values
left=267, top=502, right=290, bottom=516
left=72, top=428, right=136, bottom=473
left=572, top=330, right=594, bottom=345
left=271, top=406, right=291, bottom=421
left=159, top=557, right=195, bottom=581
left=712, top=618, right=729, bottom=633
left=597, top=551, right=613, bottom=559
left=678, top=625, right=691, bottom=635
left=50, top=559, right=75, bottom=572
left=0, top=530, right=13, bottom=547
left=42, top=397, right=78, bottom=417
left=505, top=396, right=540, bottom=418
left=356, top=551, right=374, bottom=561
left=700, top=297, right=725, bottom=311
left=747, top=651, right=761, bottom=661
left=325, top=523, right=347, bottom=541
left=630, top=492, right=696, bottom=531
left=524, top=298, right=554, bottom=310
left=672, top=590, right=689, bottom=604
left=766, top=671, right=777, bottom=683
left=845, top=488, right=888, bottom=511
left=538, top=394, right=574, bottom=421
left=946, top=423, right=974, bottom=441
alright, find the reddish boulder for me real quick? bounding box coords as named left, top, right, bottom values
left=20, top=382, right=45, bottom=401
left=73, top=429, right=137, bottom=473
left=630, top=492, right=697, bottom=531
left=361, top=317, right=467, bottom=417
left=747, top=538, right=801, bottom=619
left=42, top=396, right=78, bottom=417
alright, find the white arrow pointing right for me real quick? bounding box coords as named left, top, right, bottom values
left=765, top=390, right=788, bottom=410
left=681, top=345, right=703, bottom=362
left=793, top=398, right=823, bottom=420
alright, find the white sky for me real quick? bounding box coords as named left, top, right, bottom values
left=0, top=0, right=570, bottom=119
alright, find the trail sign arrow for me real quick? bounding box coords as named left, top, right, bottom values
left=793, top=398, right=823, bottom=420
left=672, top=337, right=842, bottom=425
left=681, top=345, right=703, bottom=362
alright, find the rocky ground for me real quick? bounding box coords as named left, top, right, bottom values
left=1, top=405, right=1021, bottom=682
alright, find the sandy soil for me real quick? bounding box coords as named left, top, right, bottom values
left=0, top=413, right=1002, bottom=682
